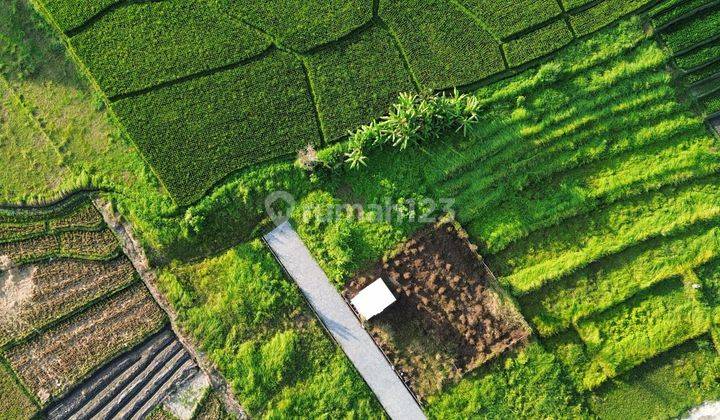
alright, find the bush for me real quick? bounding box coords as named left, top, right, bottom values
left=379, top=0, right=504, bottom=89
left=336, top=90, right=482, bottom=169
left=70, top=0, right=271, bottom=97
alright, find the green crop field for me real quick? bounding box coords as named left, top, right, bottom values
left=652, top=0, right=720, bottom=116
left=25, top=0, right=654, bottom=205
left=6, top=0, right=720, bottom=418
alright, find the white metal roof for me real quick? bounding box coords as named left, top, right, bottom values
left=350, top=278, right=396, bottom=320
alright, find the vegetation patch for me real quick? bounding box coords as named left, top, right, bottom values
left=0, top=256, right=136, bottom=346
left=457, top=0, right=562, bottom=39
left=6, top=284, right=165, bottom=404
left=70, top=0, right=271, bottom=97
left=569, top=0, right=654, bottom=36
left=0, top=360, right=37, bottom=418
left=229, top=0, right=372, bottom=52
left=379, top=0, right=504, bottom=89
left=344, top=221, right=530, bottom=398
left=112, top=49, right=319, bottom=205
left=502, top=19, right=574, bottom=68
left=33, top=0, right=119, bottom=32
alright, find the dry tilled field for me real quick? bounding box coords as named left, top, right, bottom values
left=0, top=193, right=203, bottom=418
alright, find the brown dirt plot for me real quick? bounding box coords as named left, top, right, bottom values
left=345, top=220, right=531, bottom=398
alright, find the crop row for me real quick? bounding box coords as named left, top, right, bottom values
left=457, top=0, right=563, bottom=40
left=231, top=0, right=372, bottom=52
left=650, top=0, right=710, bottom=28
left=69, top=0, right=271, bottom=98
left=0, top=201, right=104, bottom=244
left=701, top=89, right=720, bottom=114
left=675, top=44, right=720, bottom=70
left=0, top=257, right=136, bottom=346
left=112, top=49, right=319, bottom=205
left=686, top=59, right=720, bottom=84
left=6, top=284, right=166, bottom=404
left=660, top=6, right=720, bottom=52
left=379, top=0, right=504, bottom=90
left=494, top=177, right=720, bottom=294
left=0, top=228, right=119, bottom=264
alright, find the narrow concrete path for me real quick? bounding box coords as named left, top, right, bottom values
left=264, top=222, right=426, bottom=420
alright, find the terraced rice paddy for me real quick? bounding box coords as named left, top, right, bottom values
left=28, top=0, right=655, bottom=205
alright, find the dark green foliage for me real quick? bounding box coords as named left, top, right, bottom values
left=112, top=49, right=319, bottom=206
left=503, top=20, right=574, bottom=67
left=70, top=0, right=271, bottom=97
left=305, top=25, right=416, bottom=142
left=562, top=0, right=595, bottom=9
left=702, top=89, right=720, bottom=114
left=457, top=0, right=562, bottom=39
left=379, top=0, right=505, bottom=89
left=570, top=0, right=654, bottom=36
left=660, top=6, right=720, bottom=52
left=686, top=59, right=720, bottom=84
left=675, top=44, right=720, bottom=70
left=231, top=0, right=372, bottom=52
left=589, top=338, right=720, bottom=419
left=33, top=0, right=118, bottom=31
left=651, top=0, right=710, bottom=28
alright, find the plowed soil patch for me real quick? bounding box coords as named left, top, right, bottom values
left=345, top=221, right=530, bottom=398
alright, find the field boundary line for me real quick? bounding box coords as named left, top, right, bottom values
left=92, top=198, right=248, bottom=419
left=299, top=58, right=327, bottom=147
left=107, top=46, right=275, bottom=102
